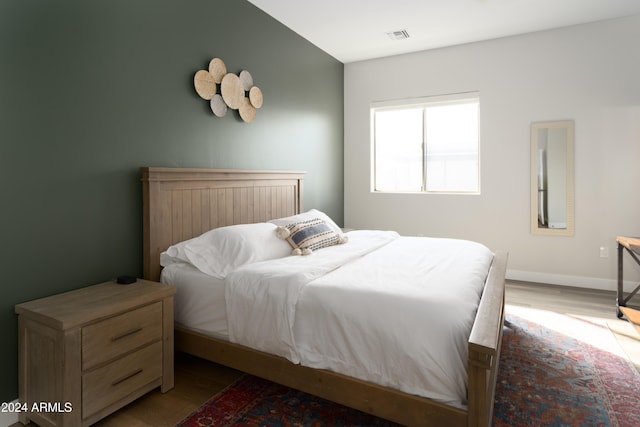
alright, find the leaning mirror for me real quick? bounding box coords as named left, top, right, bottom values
left=530, top=120, right=574, bottom=236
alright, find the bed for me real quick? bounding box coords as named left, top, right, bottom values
left=141, top=167, right=507, bottom=427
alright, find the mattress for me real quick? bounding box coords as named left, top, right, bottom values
left=160, top=262, right=229, bottom=339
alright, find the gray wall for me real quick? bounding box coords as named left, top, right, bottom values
left=0, top=0, right=344, bottom=401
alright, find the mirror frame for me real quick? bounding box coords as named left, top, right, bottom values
left=530, top=120, right=575, bottom=236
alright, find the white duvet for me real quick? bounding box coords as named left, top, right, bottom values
left=225, top=230, right=494, bottom=408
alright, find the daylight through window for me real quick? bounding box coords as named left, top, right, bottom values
left=371, top=93, right=480, bottom=193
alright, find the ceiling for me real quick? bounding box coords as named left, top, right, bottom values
left=247, top=0, right=640, bottom=63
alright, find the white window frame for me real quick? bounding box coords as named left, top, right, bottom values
left=370, top=92, right=480, bottom=195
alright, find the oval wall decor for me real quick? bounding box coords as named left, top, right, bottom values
left=194, top=70, right=216, bottom=100
left=220, top=73, right=244, bottom=110
left=249, top=86, right=263, bottom=109
left=209, top=58, right=227, bottom=83
left=210, top=94, right=228, bottom=117
left=238, top=97, right=256, bottom=123
left=239, top=70, right=253, bottom=91
left=193, top=57, right=264, bottom=123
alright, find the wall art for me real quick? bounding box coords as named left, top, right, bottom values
left=194, top=58, right=263, bottom=123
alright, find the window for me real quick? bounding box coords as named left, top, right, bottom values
left=371, top=93, right=480, bottom=194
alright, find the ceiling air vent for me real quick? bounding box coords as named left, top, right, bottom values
left=386, top=29, right=410, bottom=40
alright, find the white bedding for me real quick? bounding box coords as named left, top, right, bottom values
left=224, top=230, right=494, bottom=408
left=161, top=262, right=229, bottom=339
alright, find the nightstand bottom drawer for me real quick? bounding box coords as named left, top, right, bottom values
left=82, top=341, right=162, bottom=419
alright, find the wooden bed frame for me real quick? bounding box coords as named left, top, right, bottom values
left=141, top=166, right=507, bottom=427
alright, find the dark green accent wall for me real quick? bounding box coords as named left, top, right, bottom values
left=0, top=0, right=343, bottom=401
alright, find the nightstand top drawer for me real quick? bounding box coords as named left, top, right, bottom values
left=15, top=279, right=175, bottom=330
left=83, top=302, right=163, bottom=370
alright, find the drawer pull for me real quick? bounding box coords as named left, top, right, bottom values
left=110, top=327, right=143, bottom=342
left=111, top=369, right=143, bottom=386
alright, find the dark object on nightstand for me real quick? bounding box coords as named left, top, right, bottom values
left=117, top=275, right=137, bottom=285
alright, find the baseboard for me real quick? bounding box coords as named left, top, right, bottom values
left=506, top=269, right=637, bottom=293
left=0, top=399, right=19, bottom=427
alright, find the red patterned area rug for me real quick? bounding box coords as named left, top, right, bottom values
left=176, top=373, right=399, bottom=427
left=494, top=307, right=640, bottom=427
left=177, top=307, right=640, bottom=427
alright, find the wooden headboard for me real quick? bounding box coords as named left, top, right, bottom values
left=141, top=167, right=305, bottom=281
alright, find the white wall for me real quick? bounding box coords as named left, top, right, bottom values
left=344, top=14, right=640, bottom=291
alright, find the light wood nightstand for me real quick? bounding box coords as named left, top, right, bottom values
left=15, top=279, right=176, bottom=427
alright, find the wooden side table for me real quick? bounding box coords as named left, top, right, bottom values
left=15, top=279, right=176, bottom=426
left=620, top=306, right=640, bottom=334
left=616, top=236, right=640, bottom=318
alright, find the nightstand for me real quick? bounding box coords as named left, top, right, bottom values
left=15, top=279, right=176, bottom=427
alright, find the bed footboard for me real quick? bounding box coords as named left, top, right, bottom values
left=467, top=250, right=508, bottom=427
left=176, top=327, right=468, bottom=427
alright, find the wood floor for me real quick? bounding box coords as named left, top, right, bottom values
left=504, top=280, right=640, bottom=372
left=91, top=353, right=244, bottom=427
left=12, top=280, right=640, bottom=427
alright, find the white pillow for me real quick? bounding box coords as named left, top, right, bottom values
left=160, top=235, right=198, bottom=267
left=162, top=223, right=291, bottom=278
left=268, top=209, right=343, bottom=235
